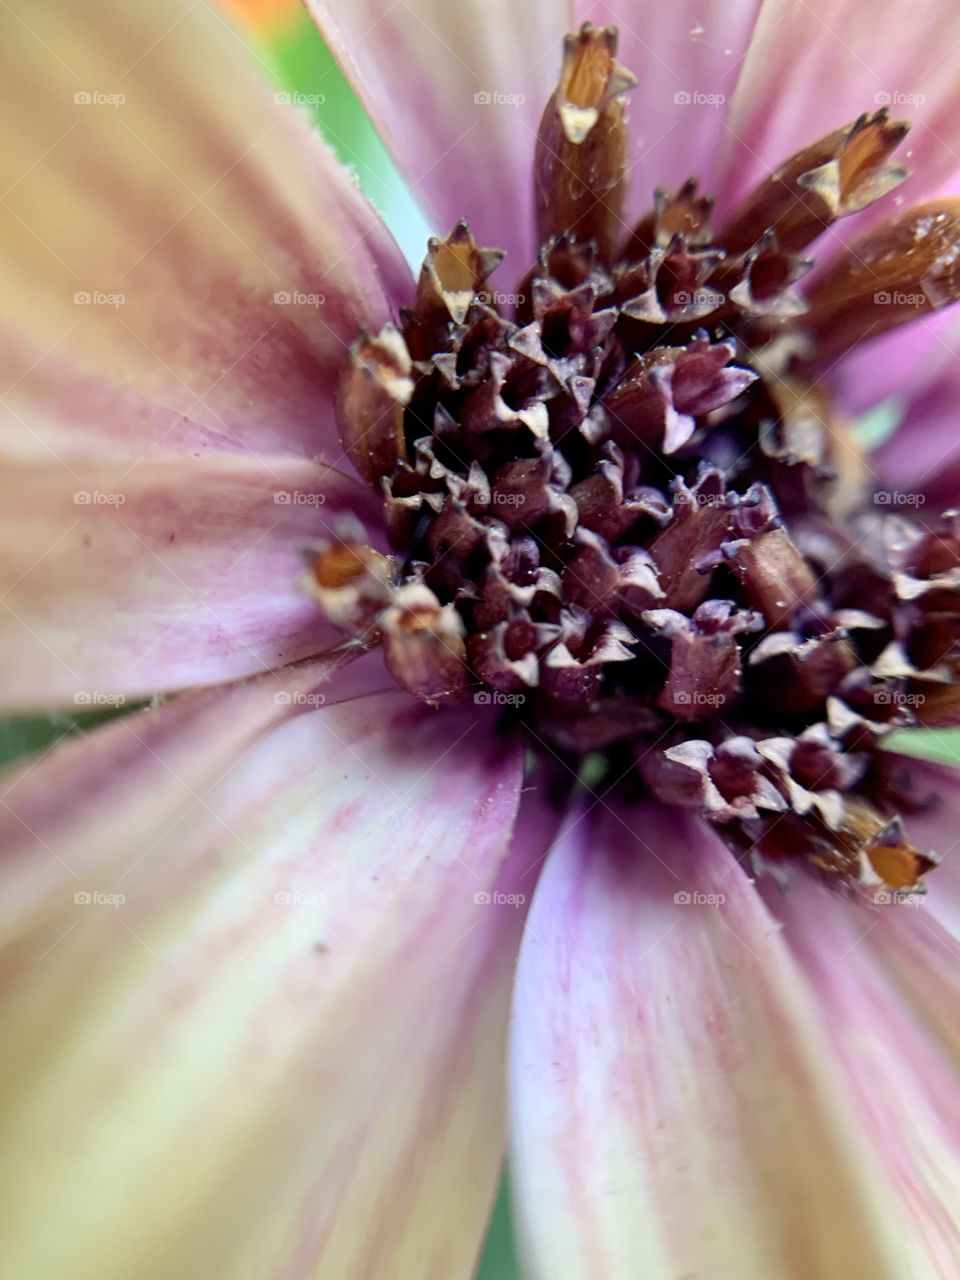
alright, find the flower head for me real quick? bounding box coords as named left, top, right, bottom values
left=2, top=2, right=960, bottom=1278
left=316, top=23, right=960, bottom=902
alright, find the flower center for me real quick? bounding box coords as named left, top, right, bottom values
left=311, top=23, right=960, bottom=898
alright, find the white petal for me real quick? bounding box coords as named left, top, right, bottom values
left=761, top=875, right=960, bottom=1274
left=511, top=802, right=918, bottom=1278
left=0, top=689, right=533, bottom=1278
left=0, top=0, right=410, bottom=464
left=0, top=455, right=383, bottom=709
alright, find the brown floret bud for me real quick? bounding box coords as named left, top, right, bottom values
left=534, top=24, right=636, bottom=263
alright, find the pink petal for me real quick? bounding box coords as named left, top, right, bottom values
left=900, top=759, right=960, bottom=940
left=715, top=0, right=960, bottom=221
left=0, top=690, right=531, bottom=1277
left=873, top=904, right=960, bottom=1064
left=760, top=876, right=960, bottom=1274
left=575, top=0, right=762, bottom=222
left=0, top=455, right=383, bottom=710
left=511, top=802, right=920, bottom=1278
left=305, top=0, right=574, bottom=275
left=860, top=317, right=960, bottom=499
left=0, top=649, right=391, bottom=934
left=859, top=757, right=960, bottom=1062
left=0, top=0, right=410, bottom=465
left=833, top=309, right=959, bottom=418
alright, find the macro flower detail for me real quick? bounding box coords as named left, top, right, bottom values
left=314, top=23, right=960, bottom=899
left=2, top=2, right=960, bottom=1278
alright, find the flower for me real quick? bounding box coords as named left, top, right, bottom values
left=1, top=1, right=959, bottom=1277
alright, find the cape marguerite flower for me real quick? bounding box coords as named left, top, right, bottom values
left=1, top=1, right=959, bottom=1276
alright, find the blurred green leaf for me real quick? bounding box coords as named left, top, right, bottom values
left=239, top=12, right=431, bottom=265
left=886, top=727, right=960, bottom=767
left=852, top=397, right=903, bottom=450
left=477, top=1174, right=522, bottom=1280
left=0, top=706, right=141, bottom=770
